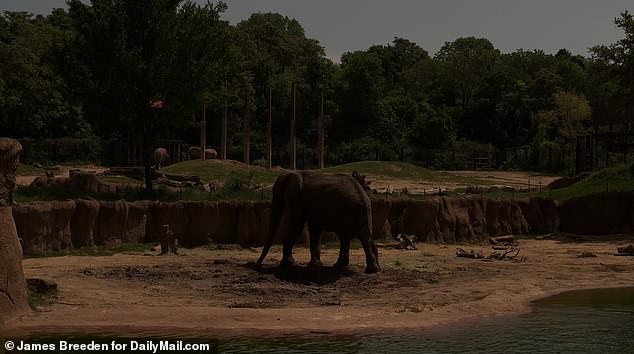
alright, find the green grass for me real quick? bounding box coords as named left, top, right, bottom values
left=17, top=164, right=46, bottom=176
left=481, top=162, right=634, bottom=201
left=163, top=160, right=280, bottom=186
left=28, top=288, right=58, bottom=311
left=24, top=243, right=152, bottom=258
left=318, top=161, right=491, bottom=185
left=99, top=175, right=143, bottom=186
left=14, top=159, right=634, bottom=202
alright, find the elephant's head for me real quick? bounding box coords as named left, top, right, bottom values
left=257, top=172, right=303, bottom=265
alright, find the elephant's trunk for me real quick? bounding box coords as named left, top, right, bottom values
left=257, top=202, right=282, bottom=265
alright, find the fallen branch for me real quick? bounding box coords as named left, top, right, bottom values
left=377, top=234, right=417, bottom=251
left=163, top=173, right=201, bottom=184
left=104, top=167, right=163, bottom=181
left=577, top=252, right=597, bottom=258
left=156, top=177, right=182, bottom=188
left=535, top=233, right=555, bottom=240
left=489, top=235, right=515, bottom=245
left=457, top=247, right=522, bottom=261
left=456, top=248, right=484, bottom=259
left=489, top=248, right=521, bottom=260
left=396, top=233, right=417, bottom=250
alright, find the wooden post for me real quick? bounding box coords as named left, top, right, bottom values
left=201, top=103, right=206, bottom=160
left=290, top=83, right=297, bottom=170
left=243, top=89, right=250, bottom=165
left=267, top=87, right=272, bottom=169
left=318, top=90, right=324, bottom=169
left=221, top=81, right=227, bottom=160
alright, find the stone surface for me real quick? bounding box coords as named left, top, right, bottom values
left=0, top=137, right=30, bottom=324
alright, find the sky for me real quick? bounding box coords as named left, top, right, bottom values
left=2, top=0, right=632, bottom=62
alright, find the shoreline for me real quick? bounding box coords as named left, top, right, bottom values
left=2, top=239, right=633, bottom=338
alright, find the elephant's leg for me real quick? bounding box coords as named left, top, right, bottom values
left=307, top=222, right=323, bottom=268
left=359, top=236, right=380, bottom=274
left=333, top=237, right=351, bottom=269
left=280, top=217, right=305, bottom=267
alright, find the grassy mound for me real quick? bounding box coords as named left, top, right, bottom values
left=319, top=161, right=485, bottom=185
left=163, top=159, right=279, bottom=186
left=550, top=162, right=634, bottom=200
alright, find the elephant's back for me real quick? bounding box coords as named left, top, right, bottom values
left=301, top=173, right=371, bottom=232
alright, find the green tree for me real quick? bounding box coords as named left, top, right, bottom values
left=590, top=11, right=634, bottom=127
left=0, top=11, right=87, bottom=139
left=534, top=91, right=591, bottom=173
left=236, top=13, right=326, bottom=166
left=66, top=0, right=231, bottom=191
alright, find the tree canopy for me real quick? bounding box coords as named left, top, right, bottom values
left=1, top=3, right=633, bottom=174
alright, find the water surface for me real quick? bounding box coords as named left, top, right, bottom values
left=8, top=287, right=634, bottom=354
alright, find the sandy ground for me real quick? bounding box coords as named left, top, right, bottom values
left=450, top=171, right=560, bottom=189
left=2, top=238, right=633, bottom=337
left=353, top=171, right=559, bottom=193
left=16, top=165, right=559, bottom=193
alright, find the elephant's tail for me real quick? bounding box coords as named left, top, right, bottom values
left=257, top=243, right=272, bottom=265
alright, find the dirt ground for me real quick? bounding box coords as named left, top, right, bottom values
left=16, top=165, right=559, bottom=193
left=3, top=237, right=633, bottom=337
left=16, top=166, right=108, bottom=187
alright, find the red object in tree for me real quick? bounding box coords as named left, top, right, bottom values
left=149, top=100, right=164, bottom=109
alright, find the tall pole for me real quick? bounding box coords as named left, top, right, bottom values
left=318, top=90, right=324, bottom=169
left=267, top=87, right=272, bottom=169
left=201, top=103, right=206, bottom=160
left=290, top=83, right=297, bottom=170
left=221, top=81, right=227, bottom=160
left=243, top=89, right=250, bottom=165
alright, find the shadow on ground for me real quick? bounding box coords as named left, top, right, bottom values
left=242, top=261, right=357, bottom=286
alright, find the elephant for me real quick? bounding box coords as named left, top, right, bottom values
left=153, top=148, right=169, bottom=170
left=188, top=146, right=218, bottom=160
left=257, top=171, right=380, bottom=274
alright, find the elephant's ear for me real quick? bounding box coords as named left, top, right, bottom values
left=283, top=172, right=303, bottom=206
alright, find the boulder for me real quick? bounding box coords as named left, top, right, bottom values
left=0, top=137, right=30, bottom=323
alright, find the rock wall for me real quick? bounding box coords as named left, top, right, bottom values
left=11, top=192, right=632, bottom=256
left=558, top=192, right=634, bottom=235
left=378, top=196, right=534, bottom=243
left=10, top=196, right=545, bottom=255
left=0, top=138, right=30, bottom=324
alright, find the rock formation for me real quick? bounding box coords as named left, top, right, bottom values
left=0, top=137, right=30, bottom=323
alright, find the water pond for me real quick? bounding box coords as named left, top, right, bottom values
left=9, top=287, right=634, bottom=354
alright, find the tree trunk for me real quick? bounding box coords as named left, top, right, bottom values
left=143, top=137, right=153, bottom=193
left=143, top=114, right=153, bottom=193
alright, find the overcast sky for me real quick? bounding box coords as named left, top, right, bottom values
left=2, top=1, right=632, bottom=61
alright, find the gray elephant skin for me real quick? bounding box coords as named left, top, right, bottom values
left=257, top=171, right=381, bottom=274
left=188, top=146, right=218, bottom=160
left=153, top=148, right=169, bottom=170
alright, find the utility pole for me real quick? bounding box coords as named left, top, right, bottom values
left=318, top=90, right=324, bottom=169
left=267, top=87, right=272, bottom=169
left=201, top=103, right=206, bottom=160
left=221, top=81, right=227, bottom=160
left=290, top=83, right=297, bottom=170
left=243, top=89, right=250, bottom=165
